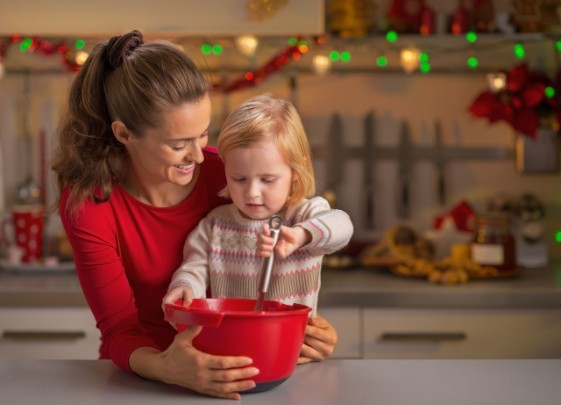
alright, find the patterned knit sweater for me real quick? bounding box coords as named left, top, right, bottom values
left=169, top=196, right=354, bottom=315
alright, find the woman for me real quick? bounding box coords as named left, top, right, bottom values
left=52, top=30, right=338, bottom=400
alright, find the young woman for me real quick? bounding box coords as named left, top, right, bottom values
left=52, top=31, right=339, bottom=400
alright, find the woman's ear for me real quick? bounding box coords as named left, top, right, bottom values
left=111, top=121, right=131, bottom=145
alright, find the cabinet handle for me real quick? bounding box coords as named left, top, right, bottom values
left=379, top=332, right=467, bottom=342
left=2, top=331, right=86, bottom=341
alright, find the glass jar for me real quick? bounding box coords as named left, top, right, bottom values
left=470, top=212, right=516, bottom=272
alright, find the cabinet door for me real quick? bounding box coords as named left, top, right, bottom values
left=363, top=308, right=561, bottom=359
left=318, top=307, right=361, bottom=359
left=0, top=307, right=99, bottom=359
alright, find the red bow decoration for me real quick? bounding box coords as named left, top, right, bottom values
left=469, top=63, right=561, bottom=139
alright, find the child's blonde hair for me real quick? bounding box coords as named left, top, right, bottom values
left=217, top=94, right=315, bottom=206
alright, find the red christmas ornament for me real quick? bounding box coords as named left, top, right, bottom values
left=469, top=63, right=561, bottom=139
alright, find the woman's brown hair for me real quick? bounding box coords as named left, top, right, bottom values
left=51, top=30, right=209, bottom=216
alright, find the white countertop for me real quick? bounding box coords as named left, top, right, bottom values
left=1, top=359, right=559, bottom=405
left=1, top=263, right=561, bottom=308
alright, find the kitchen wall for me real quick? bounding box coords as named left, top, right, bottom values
left=1, top=0, right=561, bottom=260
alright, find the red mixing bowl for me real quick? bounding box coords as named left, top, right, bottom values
left=164, top=298, right=311, bottom=393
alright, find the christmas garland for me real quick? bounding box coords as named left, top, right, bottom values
left=0, top=35, right=308, bottom=94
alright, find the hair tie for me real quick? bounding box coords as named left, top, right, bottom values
left=106, top=30, right=144, bottom=69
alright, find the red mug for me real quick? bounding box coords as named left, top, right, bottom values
left=1, top=205, right=45, bottom=263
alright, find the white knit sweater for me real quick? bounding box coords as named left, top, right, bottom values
left=168, top=197, right=354, bottom=315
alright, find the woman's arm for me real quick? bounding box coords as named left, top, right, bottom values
left=129, top=328, right=259, bottom=400
left=60, top=192, right=257, bottom=400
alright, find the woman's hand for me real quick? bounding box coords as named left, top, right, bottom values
left=157, top=325, right=260, bottom=400
left=297, top=314, right=338, bottom=364
left=257, top=223, right=311, bottom=259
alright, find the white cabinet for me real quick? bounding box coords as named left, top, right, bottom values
left=318, top=307, right=362, bottom=359
left=362, top=308, right=561, bottom=360
left=0, top=307, right=99, bottom=359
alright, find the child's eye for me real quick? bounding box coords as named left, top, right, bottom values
left=170, top=144, right=185, bottom=151
left=262, top=177, right=275, bottom=183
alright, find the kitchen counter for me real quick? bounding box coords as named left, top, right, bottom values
left=1, top=263, right=560, bottom=308
left=1, top=359, right=559, bottom=405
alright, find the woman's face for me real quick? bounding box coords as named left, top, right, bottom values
left=123, top=95, right=211, bottom=189
left=223, top=139, right=294, bottom=220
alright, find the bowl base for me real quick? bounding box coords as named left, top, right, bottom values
left=245, top=377, right=288, bottom=393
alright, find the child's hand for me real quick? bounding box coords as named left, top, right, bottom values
left=257, top=223, right=311, bottom=259
left=162, top=285, right=194, bottom=308
left=162, top=286, right=195, bottom=330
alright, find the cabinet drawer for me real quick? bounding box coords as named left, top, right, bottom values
left=318, top=307, right=361, bottom=359
left=363, top=308, right=561, bottom=360
left=0, top=307, right=99, bottom=359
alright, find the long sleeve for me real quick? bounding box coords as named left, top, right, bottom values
left=168, top=216, right=213, bottom=298
left=289, top=196, right=354, bottom=255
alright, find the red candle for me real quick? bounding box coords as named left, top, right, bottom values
left=452, top=6, right=469, bottom=35
left=420, top=6, right=435, bottom=35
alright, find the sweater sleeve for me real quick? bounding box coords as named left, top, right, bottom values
left=290, top=196, right=354, bottom=255
left=168, top=213, right=213, bottom=298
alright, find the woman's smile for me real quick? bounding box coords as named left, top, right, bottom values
left=173, top=163, right=196, bottom=175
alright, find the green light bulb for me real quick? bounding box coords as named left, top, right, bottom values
left=75, top=39, right=86, bottom=50
left=556, top=41, right=561, bottom=52
left=386, top=30, right=398, bottom=43
left=376, top=56, right=388, bottom=67
left=556, top=231, right=561, bottom=243
left=329, top=51, right=340, bottom=62
left=201, top=44, right=212, bottom=55
left=288, top=37, right=298, bottom=46
left=545, top=86, right=556, bottom=99
left=420, top=62, right=431, bottom=73
left=212, top=44, right=223, bottom=55
left=514, top=43, right=525, bottom=59
left=419, top=52, right=429, bottom=63
left=467, top=56, right=478, bottom=69
left=20, top=38, right=32, bottom=52
left=465, top=31, right=477, bottom=44
left=340, top=51, right=351, bottom=62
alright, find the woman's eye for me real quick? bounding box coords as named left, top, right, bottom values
left=170, top=144, right=185, bottom=151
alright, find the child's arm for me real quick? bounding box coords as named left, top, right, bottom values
left=258, top=197, right=354, bottom=259
left=163, top=216, right=213, bottom=308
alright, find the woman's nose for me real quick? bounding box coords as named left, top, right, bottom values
left=185, top=141, right=204, bottom=163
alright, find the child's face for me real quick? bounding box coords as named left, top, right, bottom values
left=223, top=139, right=294, bottom=220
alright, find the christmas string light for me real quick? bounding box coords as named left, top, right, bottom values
left=0, top=32, right=557, bottom=87
left=235, top=34, right=259, bottom=57
left=0, top=35, right=84, bottom=72
left=312, top=54, right=331, bottom=75
left=215, top=39, right=306, bottom=93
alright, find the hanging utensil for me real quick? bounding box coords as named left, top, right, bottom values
left=363, top=111, right=376, bottom=229
left=254, top=215, right=283, bottom=312
left=16, top=71, right=41, bottom=205
left=397, top=121, right=412, bottom=219
left=323, top=113, right=344, bottom=208
left=434, top=120, right=446, bottom=206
